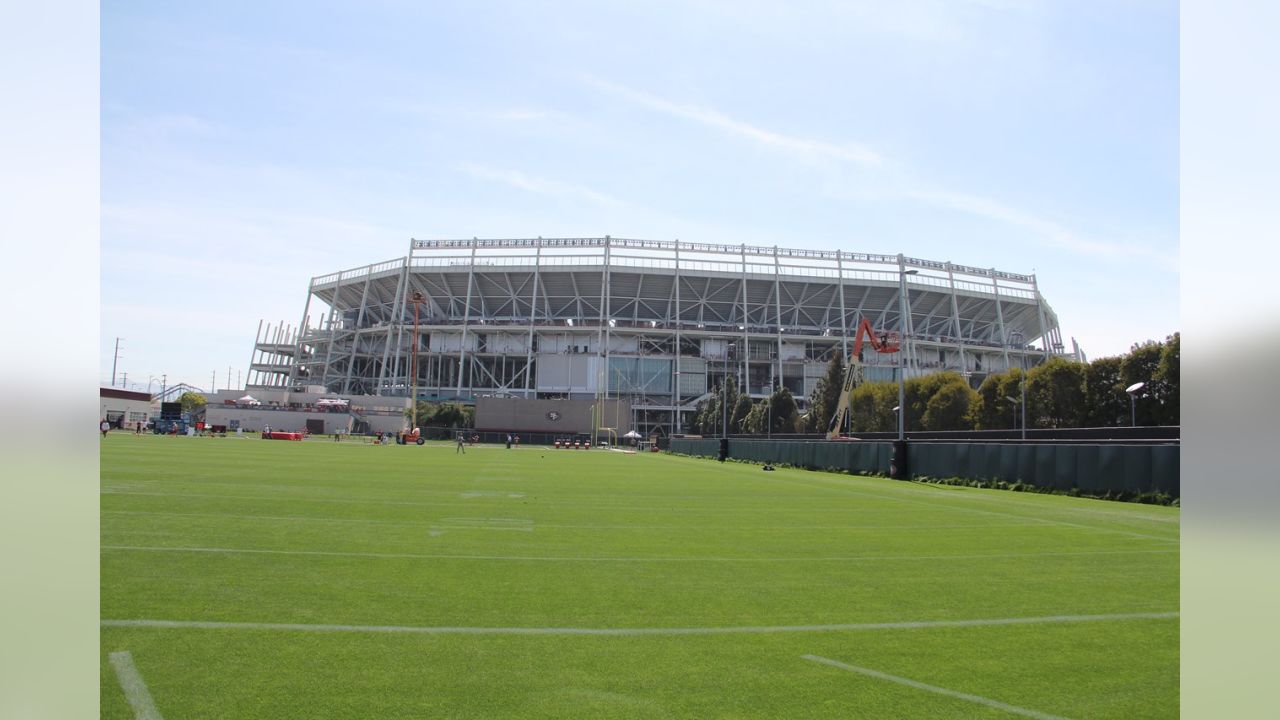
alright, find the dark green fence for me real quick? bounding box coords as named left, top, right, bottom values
left=669, top=438, right=1179, bottom=497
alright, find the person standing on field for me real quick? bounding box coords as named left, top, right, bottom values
left=100, top=419, right=110, bottom=438
left=456, top=432, right=466, bottom=454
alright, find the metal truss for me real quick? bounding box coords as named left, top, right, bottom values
left=245, top=238, right=1072, bottom=436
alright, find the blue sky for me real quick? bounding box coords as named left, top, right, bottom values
left=101, top=0, right=1178, bottom=391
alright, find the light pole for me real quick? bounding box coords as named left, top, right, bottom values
left=111, top=337, right=123, bottom=387
left=1126, top=382, right=1146, bottom=427
left=1005, top=396, right=1019, bottom=435
left=1009, top=331, right=1027, bottom=440
left=408, top=291, right=425, bottom=432
left=897, top=268, right=918, bottom=441
left=766, top=387, right=773, bottom=439
left=722, top=342, right=735, bottom=438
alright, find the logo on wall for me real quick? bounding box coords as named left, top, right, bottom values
left=546, top=411, right=561, bottom=421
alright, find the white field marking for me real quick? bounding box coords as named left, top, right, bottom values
left=762, top=475, right=1180, bottom=544
left=103, top=487, right=939, bottom=514
left=802, top=655, right=1070, bottom=720
left=100, top=544, right=1176, bottom=564
left=100, top=508, right=1163, bottom=536
left=901, top=483, right=1180, bottom=525
left=783, top=470, right=1183, bottom=531
left=108, top=651, right=165, bottom=720
left=101, top=612, right=1178, bottom=637
left=104, top=509, right=526, bottom=532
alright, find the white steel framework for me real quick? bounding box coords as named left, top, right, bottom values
left=246, top=237, right=1073, bottom=436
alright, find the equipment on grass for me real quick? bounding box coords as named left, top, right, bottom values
left=826, top=317, right=901, bottom=440
left=397, top=427, right=426, bottom=445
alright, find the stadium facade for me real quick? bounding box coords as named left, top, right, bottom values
left=247, top=237, right=1077, bottom=435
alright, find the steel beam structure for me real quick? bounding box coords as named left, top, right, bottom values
left=246, top=237, right=1066, bottom=435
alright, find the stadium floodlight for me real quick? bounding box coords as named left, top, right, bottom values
left=408, top=291, right=426, bottom=433
left=1126, top=382, right=1147, bottom=427
left=897, top=267, right=918, bottom=441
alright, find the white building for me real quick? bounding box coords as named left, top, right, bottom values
left=245, top=237, right=1077, bottom=436
left=99, top=387, right=152, bottom=430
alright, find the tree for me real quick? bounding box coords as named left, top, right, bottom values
left=689, top=400, right=706, bottom=435
left=805, top=353, right=845, bottom=433
left=405, top=401, right=474, bottom=428
left=972, top=370, right=1018, bottom=430
left=764, top=386, right=799, bottom=435
left=178, top=391, right=207, bottom=414
left=849, top=381, right=896, bottom=432
left=731, top=394, right=753, bottom=434
left=1156, top=333, right=1180, bottom=425
left=1121, top=340, right=1166, bottom=426
left=742, top=402, right=768, bottom=434
left=1025, top=357, right=1085, bottom=428
left=922, top=379, right=977, bottom=430
left=1082, top=356, right=1126, bottom=427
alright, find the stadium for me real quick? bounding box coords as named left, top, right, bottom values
left=247, top=237, right=1078, bottom=435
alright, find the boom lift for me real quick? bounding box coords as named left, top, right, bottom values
left=826, top=318, right=900, bottom=439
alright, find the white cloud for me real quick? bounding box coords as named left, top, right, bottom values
left=460, top=164, right=622, bottom=207
left=588, top=77, right=1175, bottom=271
left=904, top=186, right=1179, bottom=271
left=585, top=77, right=883, bottom=167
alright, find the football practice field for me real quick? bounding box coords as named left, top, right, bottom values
left=101, top=434, right=1179, bottom=718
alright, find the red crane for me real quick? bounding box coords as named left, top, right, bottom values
left=826, top=318, right=900, bottom=439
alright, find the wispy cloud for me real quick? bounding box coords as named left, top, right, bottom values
left=587, top=77, right=1173, bottom=270
left=585, top=76, right=883, bottom=167
left=904, top=187, right=1178, bottom=270
left=460, top=164, right=622, bottom=207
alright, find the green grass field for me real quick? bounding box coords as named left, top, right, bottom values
left=101, top=433, right=1179, bottom=718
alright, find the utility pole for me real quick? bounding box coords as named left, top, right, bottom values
left=111, top=337, right=122, bottom=387
left=212, top=371, right=216, bottom=393
left=121, top=371, right=127, bottom=389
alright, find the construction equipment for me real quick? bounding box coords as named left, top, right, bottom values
left=397, top=427, right=426, bottom=445
left=826, top=318, right=901, bottom=439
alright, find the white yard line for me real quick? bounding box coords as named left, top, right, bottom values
left=101, top=544, right=1177, bottom=564
left=100, top=507, right=1167, bottom=537
left=802, top=654, right=1071, bottom=720
left=763, top=475, right=1179, bottom=544
left=101, top=612, right=1177, bottom=637
left=108, top=651, right=165, bottom=720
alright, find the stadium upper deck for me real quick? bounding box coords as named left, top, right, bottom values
left=247, top=237, right=1076, bottom=434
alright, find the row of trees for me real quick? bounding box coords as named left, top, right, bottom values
left=687, top=378, right=802, bottom=436
left=687, top=333, right=1179, bottom=435
left=405, top=401, right=475, bottom=428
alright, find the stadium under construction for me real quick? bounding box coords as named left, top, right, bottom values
left=246, top=237, right=1078, bottom=436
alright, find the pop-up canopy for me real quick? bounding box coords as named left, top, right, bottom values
left=316, top=398, right=349, bottom=406
left=238, top=395, right=261, bottom=405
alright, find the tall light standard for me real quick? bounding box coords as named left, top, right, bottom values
left=722, top=342, right=735, bottom=438
left=897, top=268, right=918, bottom=441
left=408, top=291, right=426, bottom=432
left=1009, top=331, right=1027, bottom=440
left=1126, top=382, right=1146, bottom=427
left=766, top=386, right=773, bottom=439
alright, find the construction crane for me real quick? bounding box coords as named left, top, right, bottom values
left=826, top=317, right=901, bottom=439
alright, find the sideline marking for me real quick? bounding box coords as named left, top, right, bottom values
left=108, top=651, right=165, bottom=720
left=101, top=544, right=1177, bottom=564
left=763, top=475, right=1179, bottom=544
left=802, top=654, right=1070, bottom=720
left=101, top=611, right=1177, bottom=637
